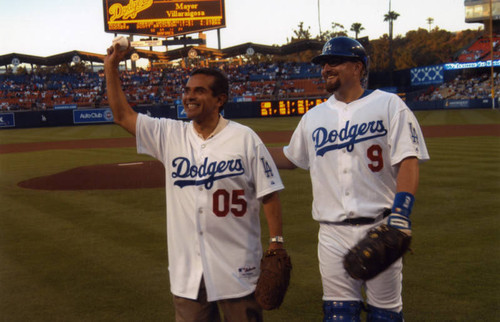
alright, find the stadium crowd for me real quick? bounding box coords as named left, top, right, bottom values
left=1, top=61, right=498, bottom=111
left=0, top=62, right=325, bottom=111
left=416, top=72, right=500, bottom=101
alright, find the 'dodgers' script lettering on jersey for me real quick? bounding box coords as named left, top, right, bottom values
left=313, top=120, right=388, bottom=156
left=171, top=157, right=245, bottom=189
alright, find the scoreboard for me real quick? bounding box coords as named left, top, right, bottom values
left=464, top=0, right=500, bottom=23
left=260, top=98, right=327, bottom=117
left=103, top=0, right=226, bottom=37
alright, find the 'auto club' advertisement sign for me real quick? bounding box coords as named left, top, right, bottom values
left=73, top=108, right=114, bottom=124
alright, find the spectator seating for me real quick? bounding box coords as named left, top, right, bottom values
left=457, top=36, right=500, bottom=62
left=414, top=73, right=499, bottom=101
left=0, top=62, right=325, bottom=111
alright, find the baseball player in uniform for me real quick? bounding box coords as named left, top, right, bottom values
left=104, top=43, right=285, bottom=322
left=270, top=37, right=429, bottom=321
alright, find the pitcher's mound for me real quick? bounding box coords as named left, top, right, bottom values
left=18, top=161, right=165, bottom=190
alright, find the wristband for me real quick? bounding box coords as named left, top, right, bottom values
left=270, top=236, right=284, bottom=243
left=391, top=192, right=415, bottom=218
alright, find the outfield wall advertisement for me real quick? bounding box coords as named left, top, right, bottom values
left=73, top=108, right=114, bottom=124
left=0, top=113, right=15, bottom=128
left=0, top=99, right=494, bottom=129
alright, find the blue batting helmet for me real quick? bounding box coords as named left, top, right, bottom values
left=312, top=37, right=368, bottom=68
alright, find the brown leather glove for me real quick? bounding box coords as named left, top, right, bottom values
left=254, top=249, right=292, bottom=310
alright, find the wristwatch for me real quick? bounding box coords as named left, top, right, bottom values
left=269, top=236, right=284, bottom=243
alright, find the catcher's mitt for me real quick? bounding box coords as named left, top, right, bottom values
left=254, top=248, right=292, bottom=310
left=343, top=224, right=411, bottom=281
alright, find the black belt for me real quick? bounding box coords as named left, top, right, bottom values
left=340, top=208, right=391, bottom=225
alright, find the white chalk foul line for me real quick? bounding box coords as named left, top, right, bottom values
left=118, top=162, right=144, bottom=166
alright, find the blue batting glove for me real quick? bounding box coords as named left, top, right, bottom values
left=388, top=192, right=415, bottom=236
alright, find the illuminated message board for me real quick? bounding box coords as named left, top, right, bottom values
left=260, top=98, right=327, bottom=117
left=464, top=0, right=500, bottom=22
left=103, top=0, right=226, bottom=37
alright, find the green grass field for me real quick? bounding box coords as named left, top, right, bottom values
left=0, top=109, right=499, bottom=321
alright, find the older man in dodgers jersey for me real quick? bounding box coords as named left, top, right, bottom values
left=104, top=44, right=286, bottom=322
left=270, top=37, right=429, bottom=321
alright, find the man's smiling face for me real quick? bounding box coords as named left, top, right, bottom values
left=182, top=74, right=222, bottom=122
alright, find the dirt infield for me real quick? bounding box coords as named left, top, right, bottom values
left=10, top=124, right=500, bottom=190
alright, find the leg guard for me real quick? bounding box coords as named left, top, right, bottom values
left=366, top=305, right=403, bottom=322
left=323, top=301, right=362, bottom=322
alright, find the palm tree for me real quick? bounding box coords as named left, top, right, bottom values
left=427, top=17, right=434, bottom=32
left=350, top=23, right=365, bottom=39
left=328, top=22, right=347, bottom=38
left=383, top=0, right=399, bottom=75
left=292, top=22, right=312, bottom=41
left=384, top=10, right=400, bottom=40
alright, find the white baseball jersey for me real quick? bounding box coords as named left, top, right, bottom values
left=135, top=113, right=284, bottom=301
left=284, top=89, right=429, bottom=222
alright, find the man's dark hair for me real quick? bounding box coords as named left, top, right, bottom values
left=190, top=68, right=229, bottom=112
left=190, top=68, right=229, bottom=111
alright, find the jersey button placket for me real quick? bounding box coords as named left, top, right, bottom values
left=197, top=143, right=206, bottom=192
left=339, top=108, right=354, bottom=206
left=195, top=148, right=207, bottom=250
left=341, top=111, right=348, bottom=154
left=193, top=141, right=208, bottom=260
left=198, top=208, right=204, bottom=235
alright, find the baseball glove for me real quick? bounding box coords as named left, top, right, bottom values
left=343, top=224, right=411, bottom=281
left=254, top=248, right=292, bottom=310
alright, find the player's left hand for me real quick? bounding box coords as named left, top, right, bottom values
left=387, top=192, right=414, bottom=236
left=343, top=224, right=411, bottom=281
left=267, top=242, right=284, bottom=251
left=254, top=248, right=292, bottom=310
left=387, top=213, right=411, bottom=236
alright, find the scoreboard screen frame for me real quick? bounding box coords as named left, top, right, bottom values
left=464, top=0, right=500, bottom=22
left=103, top=0, right=226, bottom=38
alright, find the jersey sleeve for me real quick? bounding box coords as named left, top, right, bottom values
left=136, top=113, right=171, bottom=161
left=283, top=115, right=310, bottom=170
left=389, top=99, right=430, bottom=165
left=254, top=141, right=285, bottom=199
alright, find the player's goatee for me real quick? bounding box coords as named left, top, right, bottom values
left=325, top=79, right=340, bottom=93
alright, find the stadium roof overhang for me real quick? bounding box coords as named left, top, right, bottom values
left=0, top=39, right=325, bottom=67
left=0, top=51, right=106, bottom=67
left=221, top=39, right=324, bottom=56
